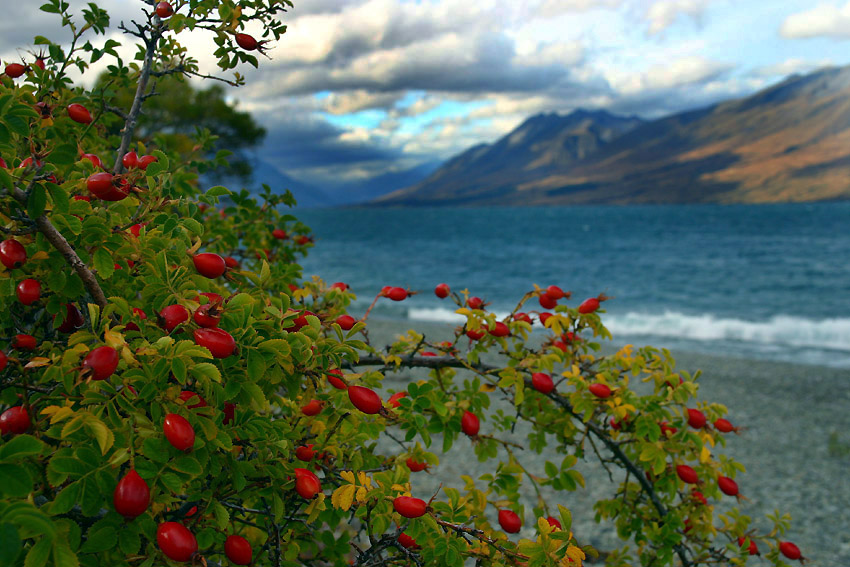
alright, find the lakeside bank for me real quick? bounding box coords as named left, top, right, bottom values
left=356, top=318, right=850, bottom=564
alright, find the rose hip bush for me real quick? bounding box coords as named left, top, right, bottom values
left=0, top=1, right=804, bottom=566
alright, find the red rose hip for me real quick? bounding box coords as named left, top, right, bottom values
left=113, top=469, right=150, bottom=518
left=155, top=1, right=174, bottom=18
left=82, top=345, right=120, bottom=380
left=163, top=413, right=195, bottom=451
left=676, top=464, right=699, bottom=485
left=159, top=304, right=189, bottom=332
left=16, top=279, right=41, bottom=305
left=224, top=534, right=252, bottom=565
left=588, top=383, right=612, bottom=399
left=498, top=509, right=522, bottom=533
left=348, top=385, right=382, bottom=414
left=717, top=475, right=739, bottom=497
left=67, top=103, right=92, bottom=124
left=156, top=522, right=198, bottom=562
left=779, top=541, right=802, bottom=561
left=393, top=496, right=427, bottom=518
left=531, top=372, right=554, bottom=394
left=193, top=328, right=236, bottom=358
left=434, top=283, right=450, bottom=298
left=193, top=253, right=227, bottom=278
left=0, top=239, right=27, bottom=269
left=461, top=410, right=480, bottom=436
left=0, top=406, right=30, bottom=435
left=336, top=314, right=356, bottom=330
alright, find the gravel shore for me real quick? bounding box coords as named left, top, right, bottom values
left=358, top=318, right=850, bottom=565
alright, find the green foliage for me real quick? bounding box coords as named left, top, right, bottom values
left=0, top=2, right=802, bottom=567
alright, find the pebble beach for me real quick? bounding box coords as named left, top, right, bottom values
left=359, top=319, right=850, bottom=565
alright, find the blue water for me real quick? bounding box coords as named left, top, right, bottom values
left=296, top=203, right=850, bottom=367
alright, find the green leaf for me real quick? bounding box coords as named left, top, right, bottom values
left=212, top=501, right=230, bottom=530
left=27, top=185, right=47, bottom=218
left=79, top=524, right=116, bottom=553
left=190, top=362, right=221, bottom=383
left=93, top=248, right=114, bottom=280
left=172, top=357, right=187, bottom=383
left=0, top=464, right=33, bottom=497
left=206, top=185, right=231, bottom=197
left=247, top=350, right=266, bottom=380
left=159, top=473, right=183, bottom=493
left=5, top=503, right=56, bottom=540
left=0, top=523, right=22, bottom=565
left=45, top=182, right=69, bottom=213
left=50, top=483, right=80, bottom=515
left=0, top=435, right=43, bottom=461
left=51, top=144, right=79, bottom=166
left=25, top=538, right=51, bottom=567
left=182, top=218, right=203, bottom=236
left=227, top=293, right=254, bottom=308
left=5, top=116, right=29, bottom=137
left=117, top=523, right=141, bottom=555
left=170, top=456, right=203, bottom=476
left=52, top=539, right=79, bottom=567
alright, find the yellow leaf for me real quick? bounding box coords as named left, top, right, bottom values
left=41, top=405, right=76, bottom=424
left=339, top=470, right=355, bottom=484
left=563, top=544, right=586, bottom=565
left=86, top=416, right=115, bottom=455
left=700, top=445, right=712, bottom=463
left=480, top=383, right=497, bottom=393
left=24, top=357, right=52, bottom=369
left=355, top=486, right=368, bottom=503
left=186, top=238, right=202, bottom=255
left=120, top=345, right=138, bottom=365
left=305, top=493, right=325, bottom=522
left=309, top=419, right=326, bottom=436
left=104, top=328, right=126, bottom=349
left=357, top=471, right=372, bottom=489
left=30, top=251, right=49, bottom=261
left=537, top=516, right=552, bottom=535
left=331, top=485, right=357, bottom=511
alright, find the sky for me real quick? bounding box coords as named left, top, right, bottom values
left=2, top=0, right=850, bottom=190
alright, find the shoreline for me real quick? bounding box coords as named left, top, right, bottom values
left=358, top=318, right=850, bottom=564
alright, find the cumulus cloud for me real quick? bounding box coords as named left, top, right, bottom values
left=322, top=91, right=403, bottom=115
left=780, top=2, right=850, bottom=39
left=751, top=58, right=833, bottom=78
left=645, top=0, right=712, bottom=35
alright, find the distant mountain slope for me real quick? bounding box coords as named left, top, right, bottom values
left=376, top=65, right=850, bottom=206
left=378, top=109, right=643, bottom=205
left=212, top=158, right=334, bottom=208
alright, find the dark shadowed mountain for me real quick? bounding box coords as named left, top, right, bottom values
left=211, top=157, right=334, bottom=208
left=375, top=65, right=850, bottom=206
left=322, top=160, right=442, bottom=204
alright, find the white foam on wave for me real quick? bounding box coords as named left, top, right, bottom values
left=407, top=307, right=513, bottom=324
left=605, top=311, right=850, bottom=352
left=407, top=307, right=850, bottom=353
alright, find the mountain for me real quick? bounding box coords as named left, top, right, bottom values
left=320, top=160, right=442, bottom=204
left=212, top=157, right=334, bottom=208
left=377, top=109, right=643, bottom=205
left=375, top=65, right=850, bottom=206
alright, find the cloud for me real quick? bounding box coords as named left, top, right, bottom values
left=751, top=57, right=834, bottom=78
left=322, top=91, right=403, bottom=114
left=780, top=2, right=850, bottom=39
left=645, top=0, right=712, bottom=36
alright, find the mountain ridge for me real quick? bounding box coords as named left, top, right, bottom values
left=375, top=65, right=850, bottom=206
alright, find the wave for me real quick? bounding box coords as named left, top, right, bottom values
left=605, top=311, right=850, bottom=352
left=406, top=308, right=850, bottom=352
left=408, top=307, right=513, bottom=323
